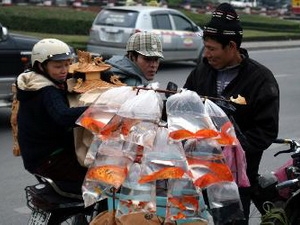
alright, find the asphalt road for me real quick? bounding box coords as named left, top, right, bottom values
left=242, top=39, right=300, bottom=51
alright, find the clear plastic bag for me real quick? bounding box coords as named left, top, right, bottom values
left=166, top=90, right=215, bottom=134
left=204, top=99, right=250, bottom=187
left=116, top=163, right=157, bottom=219
left=138, top=128, right=190, bottom=184
left=165, top=178, right=210, bottom=224
left=82, top=140, right=137, bottom=207
left=206, top=182, right=245, bottom=225
left=166, top=90, right=217, bottom=142
left=184, top=139, right=234, bottom=189
left=84, top=135, right=102, bottom=167
left=76, top=86, right=137, bottom=135
left=117, top=89, right=163, bottom=122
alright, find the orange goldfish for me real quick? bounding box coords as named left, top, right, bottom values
left=188, top=154, right=224, bottom=162
left=120, top=199, right=133, bottom=208
left=120, top=118, right=139, bottom=136
left=216, top=121, right=236, bottom=145
left=100, top=116, right=140, bottom=139
left=138, top=167, right=185, bottom=184
left=80, top=117, right=106, bottom=134
left=169, top=195, right=199, bottom=212
left=169, top=129, right=219, bottom=140
left=182, top=195, right=199, bottom=212
left=172, top=211, right=186, bottom=220
left=187, top=157, right=233, bottom=188
left=100, top=115, right=123, bottom=138
left=86, top=165, right=128, bottom=188
left=194, top=173, right=225, bottom=188
left=168, top=197, right=187, bottom=211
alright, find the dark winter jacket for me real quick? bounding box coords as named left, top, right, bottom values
left=183, top=48, right=280, bottom=183
left=101, top=55, right=149, bottom=86
left=16, top=71, right=88, bottom=172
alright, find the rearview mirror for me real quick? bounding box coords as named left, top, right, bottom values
left=165, top=81, right=178, bottom=98
left=0, top=25, right=8, bottom=41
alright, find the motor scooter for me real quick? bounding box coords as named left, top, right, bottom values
left=25, top=174, right=105, bottom=225
left=256, top=139, right=300, bottom=225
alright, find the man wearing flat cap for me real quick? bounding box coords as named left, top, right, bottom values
left=101, top=31, right=164, bottom=86
left=184, top=3, right=279, bottom=224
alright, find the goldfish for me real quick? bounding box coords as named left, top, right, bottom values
left=168, top=197, right=187, bottom=211
left=120, top=118, right=140, bottom=136
left=187, top=157, right=234, bottom=188
left=138, top=167, right=185, bottom=184
left=169, top=195, right=199, bottom=213
left=100, top=115, right=140, bottom=139
left=80, top=117, right=106, bottom=134
left=172, top=211, right=186, bottom=220
left=188, top=154, right=224, bottom=162
left=86, top=165, right=128, bottom=188
left=216, top=121, right=236, bottom=145
left=100, top=115, right=123, bottom=138
left=119, top=200, right=156, bottom=214
left=169, top=129, right=219, bottom=140
left=182, top=195, right=199, bottom=212
left=194, top=173, right=223, bottom=188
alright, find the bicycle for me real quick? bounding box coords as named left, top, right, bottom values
left=25, top=174, right=106, bottom=225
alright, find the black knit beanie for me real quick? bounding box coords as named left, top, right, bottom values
left=204, top=3, right=243, bottom=37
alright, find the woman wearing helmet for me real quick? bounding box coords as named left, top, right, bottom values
left=102, top=31, right=164, bottom=86
left=16, top=38, right=88, bottom=194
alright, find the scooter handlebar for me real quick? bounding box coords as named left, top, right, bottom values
left=276, top=178, right=299, bottom=190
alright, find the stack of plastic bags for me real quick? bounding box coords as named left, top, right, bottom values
left=167, top=90, right=248, bottom=224
left=77, top=85, right=249, bottom=225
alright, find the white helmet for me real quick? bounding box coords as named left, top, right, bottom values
left=31, top=38, right=73, bottom=65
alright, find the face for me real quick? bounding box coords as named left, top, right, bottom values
left=203, top=38, right=241, bottom=70
left=133, top=55, right=160, bottom=81
left=43, top=60, right=71, bottom=82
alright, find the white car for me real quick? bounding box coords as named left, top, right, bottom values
left=87, top=6, right=204, bottom=63
left=230, top=0, right=257, bottom=8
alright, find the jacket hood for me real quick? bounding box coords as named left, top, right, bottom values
left=105, top=55, right=149, bottom=85
left=16, top=71, right=56, bottom=102
left=17, top=71, right=55, bottom=91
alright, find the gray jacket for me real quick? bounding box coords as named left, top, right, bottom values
left=102, top=55, right=149, bottom=86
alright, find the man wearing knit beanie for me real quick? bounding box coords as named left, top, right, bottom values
left=184, top=3, right=280, bottom=225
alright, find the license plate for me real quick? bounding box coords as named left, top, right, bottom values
left=100, top=32, right=122, bottom=42
left=27, top=210, right=51, bottom=225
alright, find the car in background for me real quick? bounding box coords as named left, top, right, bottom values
left=230, top=0, right=257, bottom=8
left=0, top=24, right=39, bottom=108
left=87, top=6, right=204, bottom=63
